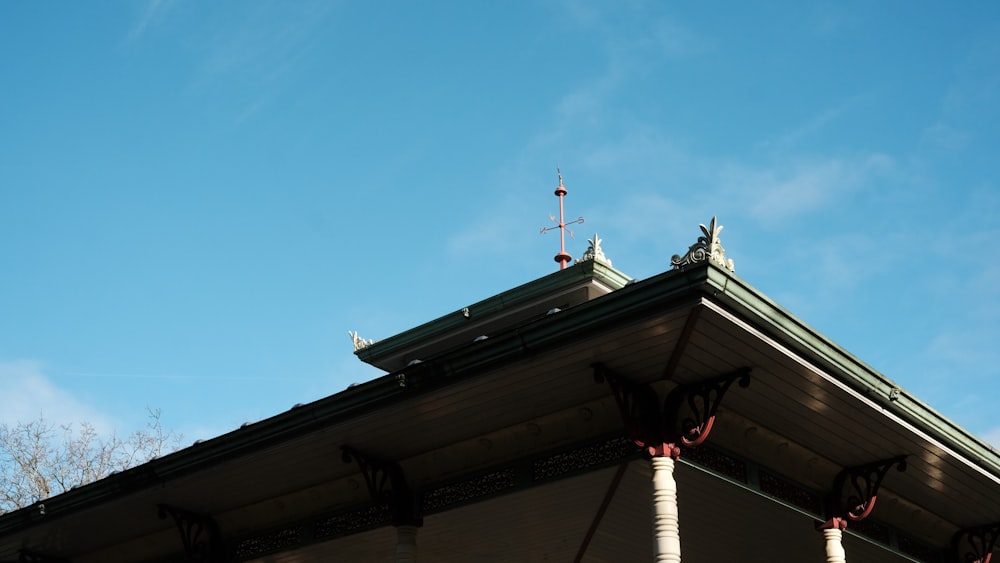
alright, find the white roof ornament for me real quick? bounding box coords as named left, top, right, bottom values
left=349, top=331, right=375, bottom=352
left=670, top=216, right=735, bottom=273
left=575, top=233, right=612, bottom=266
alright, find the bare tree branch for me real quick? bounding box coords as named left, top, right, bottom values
left=0, top=409, right=181, bottom=513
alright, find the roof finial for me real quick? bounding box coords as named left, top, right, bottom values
left=670, top=216, right=735, bottom=272
left=576, top=233, right=611, bottom=266
left=540, top=168, right=584, bottom=270
left=349, top=331, right=374, bottom=352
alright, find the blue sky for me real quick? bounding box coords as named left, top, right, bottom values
left=2, top=1, right=999, bottom=449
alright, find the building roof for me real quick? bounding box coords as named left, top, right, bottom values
left=0, top=247, right=997, bottom=562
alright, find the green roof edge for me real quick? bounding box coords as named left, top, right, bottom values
left=701, top=264, right=1000, bottom=478
left=354, top=259, right=632, bottom=366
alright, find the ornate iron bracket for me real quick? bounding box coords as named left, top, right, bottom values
left=158, top=504, right=223, bottom=563
left=664, top=367, right=751, bottom=449
left=341, top=446, right=422, bottom=527
left=593, top=363, right=751, bottom=459
left=953, top=523, right=1000, bottom=563
left=593, top=363, right=663, bottom=455
left=823, top=456, right=907, bottom=528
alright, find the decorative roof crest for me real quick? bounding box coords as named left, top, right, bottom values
left=575, top=234, right=612, bottom=266
left=349, top=331, right=375, bottom=352
left=670, top=216, right=735, bottom=272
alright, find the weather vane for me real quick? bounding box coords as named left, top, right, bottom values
left=540, top=168, right=584, bottom=270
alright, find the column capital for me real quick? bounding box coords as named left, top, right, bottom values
left=817, top=517, right=848, bottom=531
left=647, top=442, right=683, bottom=460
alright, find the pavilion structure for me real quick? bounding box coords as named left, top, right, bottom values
left=0, top=211, right=997, bottom=562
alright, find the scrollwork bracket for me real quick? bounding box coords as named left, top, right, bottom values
left=593, top=364, right=751, bottom=459
left=825, top=455, right=907, bottom=527
left=953, top=523, right=1000, bottom=563
left=664, top=367, right=751, bottom=449
left=157, top=504, right=223, bottom=563
left=341, top=446, right=422, bottom=527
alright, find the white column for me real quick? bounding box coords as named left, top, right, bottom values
left=821, top=524, right=846, bottom=563
left=651, top=456, right=682, bottom=563
left=395, top=524, right=418, bottom=563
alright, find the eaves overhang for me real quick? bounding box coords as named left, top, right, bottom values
left=383, top=259, right=1000, bottom=485
left=0, top=259, right=655, bottom=542
left=697, top=264, right=1000, bottom=481
left=0, top=368, right=411, bottom=538
left=1, top=261, right=997, bottom=559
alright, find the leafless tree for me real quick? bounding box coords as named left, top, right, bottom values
left=0, top=408, right=181, bottom=513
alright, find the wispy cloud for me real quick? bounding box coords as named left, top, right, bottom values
left=522, top=6, right=898, bottom=232
left=186, top=2, right=335, bottom=123
left=921, top=121, right=972, bottom=152
left=720, top=153, right=895, bottom=223
left=558, top=0, right=711, bottom=60
left=554, top=69, right=623, bottom=124
left=642, top=17, right=713, bottom=59
left=547, top=0, right=710, bottom=135
left=445, top=194, right=539, bottom=260
left=926, top=329, right=1000, bottom=376
left=931, top=24, right=1000, bottom=153
left=756, top=98, right=865, bottom=152
left=942, top=29, right=1000, bottom=116
left=920, top=234, right=1000, bottom=378
left=482, top=92, right=903, bottom=281
left=0, top=360, right=115, bottom=432
left=806, top=4, right=858, bottom=38
left=126, top=0, right=173, bottom=43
